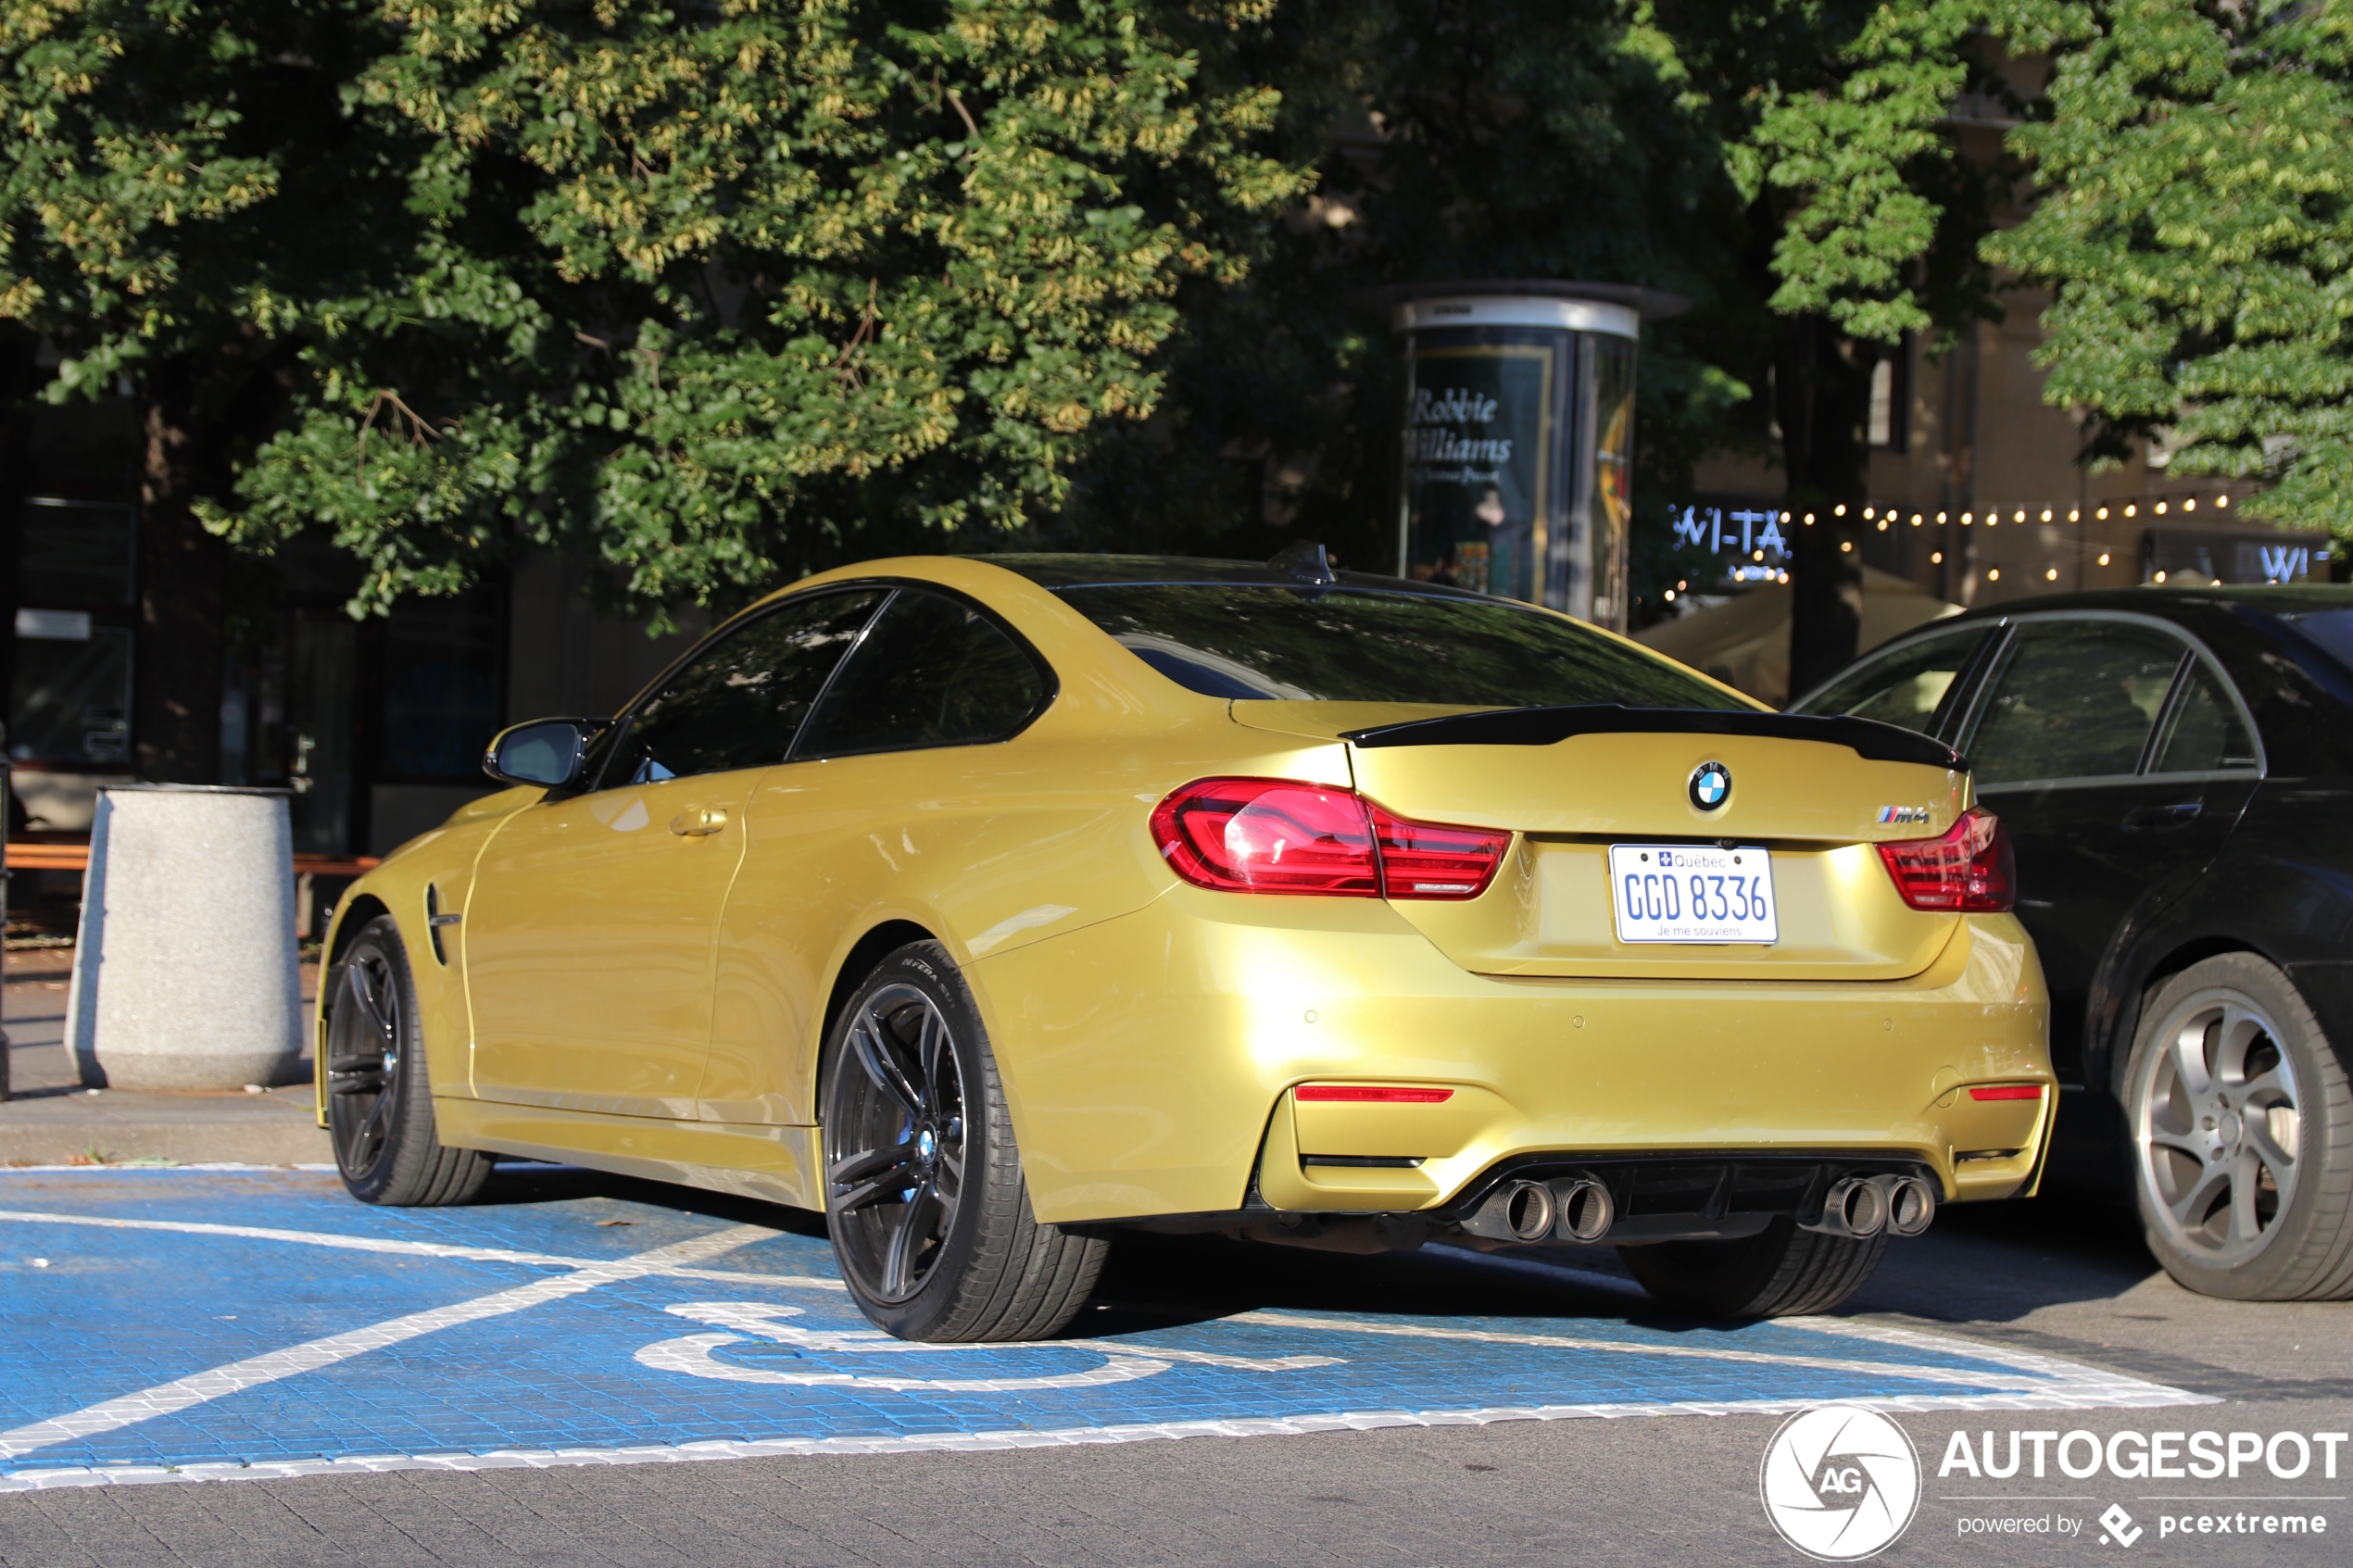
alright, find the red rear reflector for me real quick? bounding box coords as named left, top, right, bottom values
left=1295, top=1085, right=1454, bottom=1103
left=1151, top=778, right=1507, bottom=900
left=1878, top=807, right=2016, bottom=912
left=1969, top=1084, right=2043, bottom=1101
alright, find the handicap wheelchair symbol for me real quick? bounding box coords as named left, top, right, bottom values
left=636, top=1302, right=1343, bottom=1393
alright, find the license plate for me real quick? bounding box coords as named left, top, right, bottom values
left=1607, top=844, right=1779, bottom=945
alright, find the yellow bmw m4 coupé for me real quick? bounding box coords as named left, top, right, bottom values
left=318, top=548, right=2052, bottom=1339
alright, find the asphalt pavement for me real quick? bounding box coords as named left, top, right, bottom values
left=0, top=1160, right=2345, bottom=1568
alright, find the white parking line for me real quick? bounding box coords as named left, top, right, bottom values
left=1228, top=1311, right=2214, bottom=1403
left=0, top=1209, right=845, bottom=1289
left=0, top=1225, right=772, bottom=1461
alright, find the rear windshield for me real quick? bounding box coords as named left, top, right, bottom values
left=1054, top=583, right=1748, bottom=709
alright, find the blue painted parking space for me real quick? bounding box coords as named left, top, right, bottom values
left=0, top=1167, right=2210, bottom=1491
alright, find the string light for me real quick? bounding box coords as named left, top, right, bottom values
left=2045, top=568, right=2058, bottom=581
left=2097, top=553, right=2111, bottom=566
left=1780, top=511, right=1793, bottom=522
left=2069, top=508, right=2081, bottom=522
left=1931, top=551, right=1944, bottom=564
left=1832, top=503, right=1846, bottom=518
left=1962, top=512, right=1973, bottom=524
left=2041, top=508, right=2053, bottom=522
left=1863, top=507, right=1876, bottom=520
left=2096, top=506, right=2108, bottom=520
left=1840, top=541, right=1854, bottom=553
left=1988, top=568, right=2002, bottom=581
left=2155, top=500, right=2168, bottom=514
left=2219, top=495, right=2231, bottom=508
left=1804, top=512, right=1816, bottom=524
left=1777, top=570, right=1789, bottom=583
left=2013, top=510, right=2026, bottom=523
left=2183, top=497, right=2196, bottom=511
left=1911, top=514, right=1923, bottom=526
left=2124, top=504, right=2137, bottom=517
left=1754, top=549, right=1766, bottom=561
left=2155, top=570, right=2168, bottom=583
left=1665, top=589, right=1677, bottom=602
left=1935, top=511, right=1947, bottom=524
left=1878, top=518, right=1890, bottom=531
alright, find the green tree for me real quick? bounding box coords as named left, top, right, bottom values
left=0, top=0, right=1302, bottom=776
left=1985, top=0, right=2353, bottom=541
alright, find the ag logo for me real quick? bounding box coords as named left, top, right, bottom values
left=1689, top=760, right=1732, bottom=811
left=1759, top=1405, right=1921, bottom=1561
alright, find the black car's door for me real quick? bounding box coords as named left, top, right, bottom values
left=1958, top=614, right=2260, bottom=1081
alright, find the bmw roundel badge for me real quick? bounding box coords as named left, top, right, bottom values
left=1689, top=760, right=1731, bottom=811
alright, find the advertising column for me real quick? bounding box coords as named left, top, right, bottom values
left=1383, top=285, right=1667, bottom=631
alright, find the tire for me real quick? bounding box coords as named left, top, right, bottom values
left=2123, top=953, right=2353, bottom=1301
left=820, top=941, right=1107, bottom=1341
left=325, top=915, right=494, bottom=1207
left=1618, top=1219, right=1887, bottom=1318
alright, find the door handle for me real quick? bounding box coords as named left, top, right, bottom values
left=2120, top=801, right=2202, bottom=833
left=669, top=806, right=729, bottom=837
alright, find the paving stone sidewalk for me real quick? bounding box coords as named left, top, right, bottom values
left=0, top=948, right=328, bottom=1167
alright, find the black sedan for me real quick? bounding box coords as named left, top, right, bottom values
left=1788, top=585, right=2353, bottom=1301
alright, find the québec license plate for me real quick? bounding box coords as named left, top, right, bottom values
left=1607, top=844, right=1779, bottom=945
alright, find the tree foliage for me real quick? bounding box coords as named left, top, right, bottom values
left=0, top=0, right=1306, bottom=623
left=1986, top=0, right=2353, bottom=537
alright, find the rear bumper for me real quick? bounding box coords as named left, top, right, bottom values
left=967, top=886, right=2054, bottom=1225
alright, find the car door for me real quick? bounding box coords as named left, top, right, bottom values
left=700, top=587, right=1055, bottom=1126
left=462, top=589, right=887, bottom=1114
left=1958, top=615, right=2259, bottom=1082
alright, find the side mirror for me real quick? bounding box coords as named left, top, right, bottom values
left=483, top=719, right=600, bottom=789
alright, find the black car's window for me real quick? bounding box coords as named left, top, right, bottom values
left=608, top=590, right=886, bottom=786
left=1054, top=584, right=1749, bottom=709
left=1964, top=620, right=2185, bottom=784
left=1791, top=624, right=1994, bottom=735
left=794, top=589, right=1050, bottom=758
left=2149, top=661, right=2260, bottom=774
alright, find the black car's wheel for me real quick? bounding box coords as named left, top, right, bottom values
left=2125, top=954, right=2353, bottom=1300
left=821, top=941, right=1107, bottom=1341
left=326, top=915, right=494, bottom=1207
left=1619, top=1219, right=1887, bottom=1318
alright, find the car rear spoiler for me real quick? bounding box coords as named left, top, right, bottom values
left=1340, top=704, right=1968, bottom=771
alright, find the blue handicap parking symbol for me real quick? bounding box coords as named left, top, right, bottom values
left=0, top=1168, right=2209, bottom=1492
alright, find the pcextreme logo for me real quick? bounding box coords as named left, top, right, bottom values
left=1760, top=1405, right=1923, bottom=1561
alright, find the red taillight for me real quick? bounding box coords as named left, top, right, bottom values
left=1150, top=778, right=1509, bottom=901
left=1969, top=1084, right=2043, bottom=1101
left=1877, top=807, right=2016, bottom=912
left=1370, top=805, right=1509, bottom=899
left=1295, top=1085, right=1454, bottom=1103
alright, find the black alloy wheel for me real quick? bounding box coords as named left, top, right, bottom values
left=821, top=942, right=1107, bottom=1341
left=826, top=980, right=969, bottom=1303
left=325, top=915, right=493, bottom=1207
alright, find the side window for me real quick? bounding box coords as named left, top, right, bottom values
left=1963, top=621, right=2185, bottom=784
left=2149, top=662, right=2260, bottom=775
left=609, top=590, right=886, bottom=786
left=794, top=589, right=1050, bottom=759
left=1793, top=625, right=1994, bottom=735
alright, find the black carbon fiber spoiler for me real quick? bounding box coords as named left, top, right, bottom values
left=1340, top=704, right=1968, bottom=771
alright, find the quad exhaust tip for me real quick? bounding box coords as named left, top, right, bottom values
left=1554, top=1176, right=1615, bottom=1242
left=1467, top=1174, right=1617, bottom=1245
left=1502, top=1179, right=1555, bottom=1241
left=1806, top=1173, right=1936, bottom=1239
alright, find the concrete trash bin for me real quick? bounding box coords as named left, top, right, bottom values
left=65, top=784, right=304, bottom=1091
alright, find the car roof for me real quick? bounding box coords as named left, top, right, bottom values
left=978, top=552, right=1494, bottom=600
left=1940, top=583, right=2353, bottom=626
